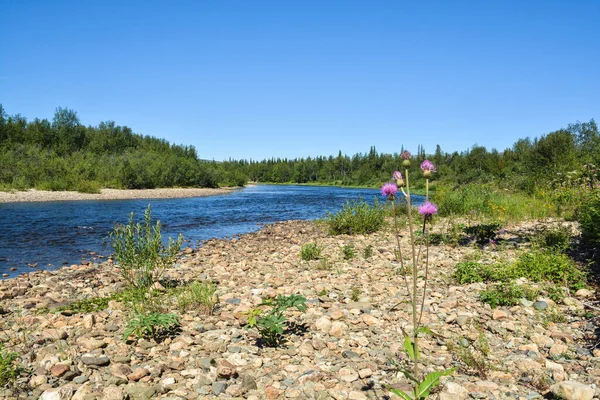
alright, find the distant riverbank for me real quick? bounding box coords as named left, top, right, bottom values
left=0, top=187, right=239, bottom=203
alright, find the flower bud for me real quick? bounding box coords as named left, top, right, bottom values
left=402, top=159, right=411, bottom=167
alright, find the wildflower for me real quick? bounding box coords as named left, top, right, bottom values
left=401, top=151, right=411, bottom=167
left=418, top=201, right=438, bottom=216
left=381, top=182, right=398, bottom=198
left=420, top=160, right=436, bottom=178
left=393, top=171, right=404, bottom=186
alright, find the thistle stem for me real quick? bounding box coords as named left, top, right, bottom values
left=392, top=201, right=412, bottom=301
left=405, top=168, right=419, bottom=380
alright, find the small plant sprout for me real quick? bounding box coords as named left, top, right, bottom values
left=384, top=155, right=455, bottom=399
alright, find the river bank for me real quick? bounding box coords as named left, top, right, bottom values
left=0, top=188, right=239, bottom=204
left=0, top=218, right=598, bottom=399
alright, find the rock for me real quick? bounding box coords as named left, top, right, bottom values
left=216, top=359, right=236, bottom=378
left=329, top=321, right=348, bottom=338
left=550, top=381, right=594, bottom=400
left=50, top=363, right=70, bottom=377
left=492, top=309, right=509, bottom=320
left=242, top=374, right=258, bottom=390
left=81, top=354, right=110, bottom=366
left=315, top=316, right=332, bottom=333
left=549, top=343, right=569, bottom=357
left=82, top=314, right=95, bottom=329
left=39, top=386, right=75, bottom=400
left=533, top=301, right=548, bottom=310
left=29, top=375, right=48, bottom=387
left=124, top=383, right=156, bottom=400
left=110, top=364, right=133, bottom=380
left=338, top=367, right=359, bottom=383
left=439, top=382, right=469, bottom=400
left=358, top=368, right=373, bottom=379
left=212, top=381, right=227, bottom=395
left=103, top=386, right=127, bottom=400
left=127, top=368, right=150, bottom=381
left=575, top=288, right=593, bottom=298
left=520, top=298, right=534, bottom=307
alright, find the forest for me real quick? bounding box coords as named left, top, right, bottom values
left=1, top=104, right=598, bottom=196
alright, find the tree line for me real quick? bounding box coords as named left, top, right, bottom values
left=1, top=104, right=597, bottom=193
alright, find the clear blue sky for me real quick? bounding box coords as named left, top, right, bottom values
left=1, top=0, right=598, bottom=161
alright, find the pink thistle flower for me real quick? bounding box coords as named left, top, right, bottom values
left=418, top=202, right=438, bottom=216
left=401, top=151, right=411, bottom=160
left=392, top=171, right=404, bottom=186
left=420, top=160, right=436, bottom=173
left=381, top=182, right=398, bottom=198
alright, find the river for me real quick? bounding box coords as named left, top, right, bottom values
left=0, top=185, right=424, bottom=278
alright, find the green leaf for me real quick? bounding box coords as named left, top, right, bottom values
left=389, top=388, right=414, bottom=400
left=416, top=326, right=435, bottom=337
left=415, top=368, right=456, bottom=399
left=402, top=330, right=419, bottom=360
left=400, top=368, right=419, bottom=384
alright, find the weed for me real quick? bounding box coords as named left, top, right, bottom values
left=342, top=244, right=356, bottom=260
left=0, top=343, right=21, bottom=388
left=480, top=282, right=537, bottom=308
left=350, top=286, right=361, bottom=302
left=123, top=312, right=179, bottom=341
left=541, top=308, right=567, bottom=327
left=176, top=281, right=218, bottom=315
left=448, top=332, right=491, bottom=378
left=325, top=199, right=386, bottom=235
left=111, top=205, right=183, bottom=288
left=511, top=250, right=586, bottom=290
left=315, top=257, right=332, bottom=270
left=300, top=241, right=323, bottom=261
left=463, top=223, right=502, bottom=245
left=363, top=244, right=373, bottom=259
left=246, top=294, right=307, bottom=347
left=531, top=225, right=572, bottom=252
left=578, top=189, right=600, bottom=245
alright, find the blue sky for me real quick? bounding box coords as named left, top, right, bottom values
left=1, top=0, right=598, bottom=161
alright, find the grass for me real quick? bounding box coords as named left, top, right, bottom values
left=0, top=343, right=21, bottom=389
left=435, top=183, right=554, bottom=222
left=300, top=241, right=323, bottom=261
left=325, top=199, right=386, bottom=235
left=479, top=281, right=538, bottom=308
left=175, top=281, right=218, bottom=315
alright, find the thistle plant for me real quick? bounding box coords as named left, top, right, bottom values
left=385, top=153, right=454, bottom=399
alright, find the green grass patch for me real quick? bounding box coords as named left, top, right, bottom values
left=300, top=241, right=323, bottom=261
left=325, top=199, right=386, bottom=235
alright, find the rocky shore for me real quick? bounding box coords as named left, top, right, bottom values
left=0, top=188, right=238, bottom=204
left=0, top=218, right=598, bottom=399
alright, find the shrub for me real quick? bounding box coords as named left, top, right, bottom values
left=246, top=294, right=307, bottom=347
left=342, top=244, right=356, bottom=260
left=350, top=286, right=361, bottom=301
left=578, top=190, right=600, bottom=246
left=363, top=245, right=373, bottom=259
left=531, top=225, right=572, bottom=252
left=511, top=250, right=586, bottom=289
left=454, top=262, right=498, bottom=284
left=176, top=281, right=217, bottom=315
left=0, top=344, right=20, bottom=388
left=111, top=205, right=183, bottom=288
left=325, top=199, right=386, bottom=235
left=123, top=312, right=179, bottom=340
left=300, top=242, right=322, bottom=261
left=463, top=223, right=502, bottom=245
left=480, top=282, right=537, bottom=308
left=449, top=332, right=491, bottom=378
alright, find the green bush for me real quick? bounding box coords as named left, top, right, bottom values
left=463, top=223, right=502, bottom=245
left=480, top=282, right=537, bottom=308
left=578, top=190, right=600, bottom=245
left=342, top=244, right=356, bottom=260
left=111, top=205, right=183, bottom=288
left=0, top=344, right=20, bottom=388
left=531, top=225, right=572, bottom=252
left=246, top=294, right=307, bottom=347
left=300, top=242, right=323, bottom=261
left=511, top=250, right=586, bottom=289
left=325, top=199, right=386, bottom=235
left=123, top=312, right=179, bottom=340
left=454, top=262, right=498, bottom=284
left=363, top=245, right=373, bottom=259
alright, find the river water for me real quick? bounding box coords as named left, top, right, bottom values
left=0, top=185, right=424, bottom=279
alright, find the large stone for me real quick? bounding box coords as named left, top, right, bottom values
left=315, top=317, right=332, bottom=333
left=329, top=321, right=348, bottom=338
left=124, top=383, right=156, bottom=400
left=39, top=386, right=75, bottom=400
left=103, top=386, right=127, bottom=400
left=81, top=354, right=110, bottom=366
left=550, top=381, right=594, bottom=400
left=338, top=367, right=359, bottom=383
